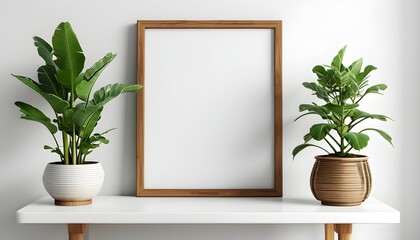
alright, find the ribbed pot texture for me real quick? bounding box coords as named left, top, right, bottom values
left=42, top=162, right=104, bottom=206
left=310, top=155, right=371, bottom=206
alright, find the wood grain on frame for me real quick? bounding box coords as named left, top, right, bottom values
left=137, top=20, right=282, bottom=197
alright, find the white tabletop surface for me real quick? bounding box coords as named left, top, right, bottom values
left=17, top=196, right=400, bottom=224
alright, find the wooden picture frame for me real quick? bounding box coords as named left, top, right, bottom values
left=137, top=20, right=282, bottom=197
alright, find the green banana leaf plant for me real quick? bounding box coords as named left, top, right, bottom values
left=13, top=22, right=142, bottom=165
left=292, top=46, right=393, bottom=158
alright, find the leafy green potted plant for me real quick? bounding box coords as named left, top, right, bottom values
left=292, top=46, right=393, bottom=206
left=13, top=22, right=142, bottom=206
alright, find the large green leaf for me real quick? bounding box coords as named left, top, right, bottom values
left=37, top=65, right=64, bottom=98
left=33, top=36, right=56, bottom=68
left=365, top=84, right=387, bottom=95
left=331, top=46, right=347, bottom=70
left=349, top=58, right=363, bottom=76
left=15, top=101, right=57, bottom=134
left=312, top=65, right=328, bottom=87
left=309, top=123, right=336, bottom=141
left=343, top=132, right=369, bottom=150
left=79, top=107, right=103, bottom=140
left=60, top=108, right=76, bottom=133
left=76, top=53, right=116, bottom=101
left=73, top=83, right=142, bottom=131
left=324, top=103, right=359, bottom=116
left=295, top=112, right=325, bottom=122
left=80, top=132, right=110, bottom=154
left=361, top=128, right=393, bottom=146
left=299, top=104, right=329, bottom=114
left=302, top=82, right=330, bottom=102
left=363, top=65, right=377, bottom=77
left=350, top=109, right=391, bottom=122
left=296, top=104, right=330, bottom=120
left=303, top=133, right=312, bottom=143
left=74, top=83, right=140, bottom=131
left=292, top=143, right=329, bottom=159
left=355, top=65, right=377, bottom=89
left=52, top=22, right=85, bottom=91
left=72, top=105, right=100, bottom=132
left=337, top=70, right=353, bottom=88
left=91, top=83, right=142, bottom=106
left=312, top=65, right=327, bottom=79
left=12, top=74, right=69, bottom=113
left=79, top=131, right=113, bottom=162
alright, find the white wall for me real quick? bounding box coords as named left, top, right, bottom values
left=0, top=0, right=416, bottom=239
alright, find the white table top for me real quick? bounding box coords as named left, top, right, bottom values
left=17, top=196, right=400, bottom=224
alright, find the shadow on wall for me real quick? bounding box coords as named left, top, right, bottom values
left=89, top=224, right=323, bottom=240
left=118, top=23, right=139, bottom=196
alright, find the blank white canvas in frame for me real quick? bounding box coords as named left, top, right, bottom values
left=144, top=28, right=274, bottom=189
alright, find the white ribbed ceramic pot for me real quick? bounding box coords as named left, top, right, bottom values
left=42, top=162, right=104, bottom=206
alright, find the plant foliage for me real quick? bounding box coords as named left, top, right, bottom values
left=292, top=46, right=392, bottom=158
left=14, top=22, right=142, bottom=165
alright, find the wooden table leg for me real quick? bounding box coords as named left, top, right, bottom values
left=68, top=224, right=88, bottom=240
left=334, top=224, right=352, bottom=240
left=325, top=224, right=334, bottom=240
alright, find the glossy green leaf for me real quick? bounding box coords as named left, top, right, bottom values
left=292, top=143, right=329, bottom=159
left=33, top=36, right=56, bottom=68
left=324, top=103, right=359, bottom=116
left=79, top=132, right=111, bottom=157
left=312, top=65, right=327, bottom=85
left=343, top=132, right=369, bottom=150
left=73, top=83, right=142, bottom=137
left=294, top=112, right=322, bottom=122
left=52, top=22, right=85, bottom=91
left=76, top=53, right=116, bottom=101
left=296, top=104, right=330, bottom=120
left=12, top=74, right=69, bottom=113
left=309, top=123, right=336, bottom=141
left=349, top=58, right=363, bottom=76
left=302, top=82, right=330, bottom=102
left=303, top=133, right=312, bottom=143
left=90, top=133, right=110, bottom=144
left=60, top=108, right=76, bottom=133
left=79, top=107, right=103, bottom=140
left=72, top=105, right=100, bottom=132
left=365, top=84, right=387, bottom=95
left=350, top=109, right=391, bottom=122
left=361, top=128, right=393, bottom=147
left=73, top=83, right=142, bottom=131
left=91, top=83, right=142, bottom=106
left=363, top=65, right=377, bottom=75
left=15, top=101, right=57, bottom=134
left=37, top=65, right=63, bottom=97
left=331, top=46, right=347, bottom=70
left=44, top=145, right=64, bottom=160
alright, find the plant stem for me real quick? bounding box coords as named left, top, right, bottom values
left=50, top=133, right=62, bottom=161
left=339, top=85, right=346, bottom=155
left=355, top=92, right=367, bottom=104
left=340, top=133, right=345, bottom=155
left=62, top=133, right=69, bottom=165
left=70, top=87, right=77, bottom=165
left=76, top=137, right=82, bottom=164
left=72, top=126, right=77, bottom=165
left=327, top=133, right=340, bottom=146
left=348, top=117, right=368, bottom=131
left=324, top=138, right=337, bottom=154
left=344, top=146, right=354, bottom=155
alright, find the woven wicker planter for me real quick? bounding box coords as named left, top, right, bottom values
left=310, top=155, right=371, bottom=206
